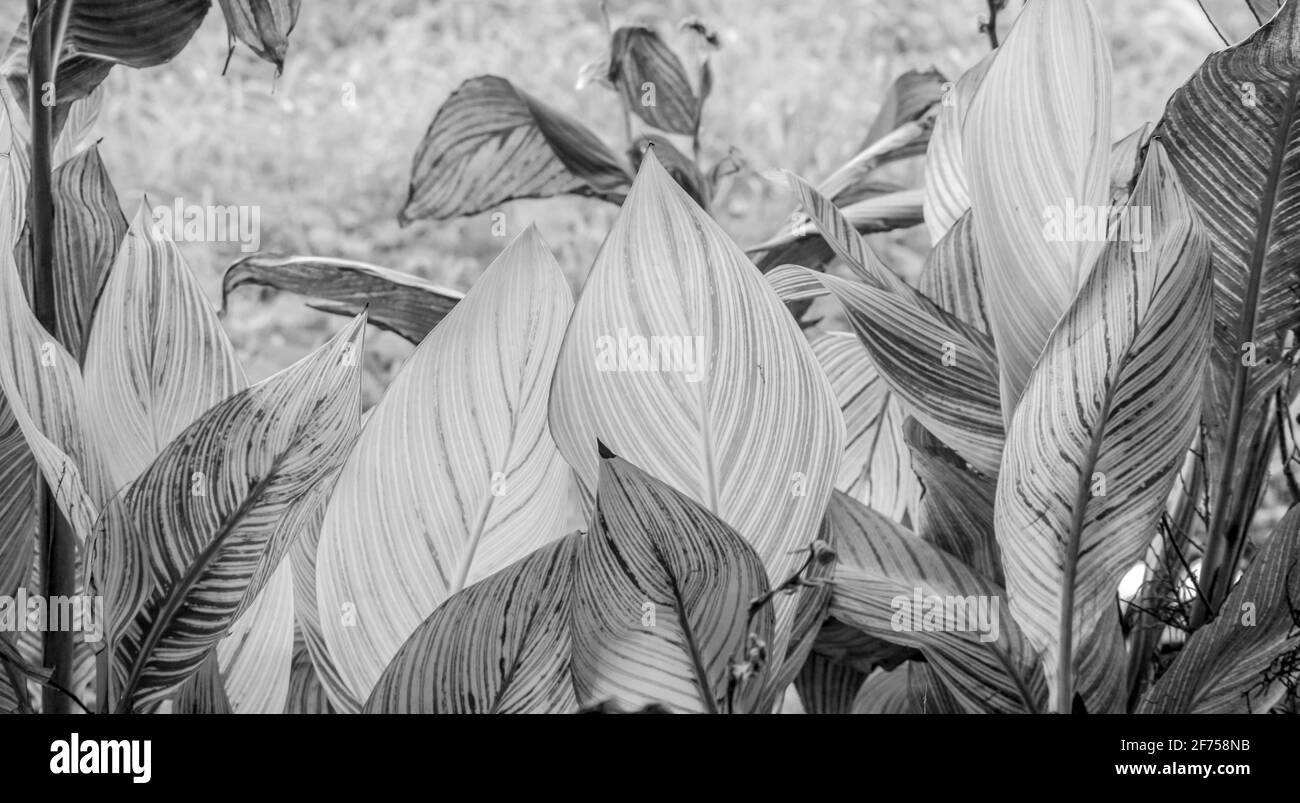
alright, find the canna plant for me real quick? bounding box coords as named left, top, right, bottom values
left=1, top=0, right=1299, bottom=717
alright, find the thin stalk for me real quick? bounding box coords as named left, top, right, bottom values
left=27, top=0, right=75, bottom=715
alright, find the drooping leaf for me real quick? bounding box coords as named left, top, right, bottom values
left=607, top=26, right=699, bottom=136
left=768, top=174, right=1002, bottom=475
left=1139, top=504, right=1300, bottom=713
left=859, top=68, right=947, bottom=156
left=317, top=227, right=573, bottom=704
left=963, top=0, right=1113, bottom=420
left=400, top=76, right=631, bottom=223
left=83, top=204, right=246, bottom=492
left=89, top=315, right=365, bottom=711
left=549, top=151, right=844, bottom=692
left=1156, top=1, right=1300, bottom=608
left=217, top=0, right=301, bottom=74
left=222, top=253, right=463, bottom=345
left=570, top=452, right=774, bottom=714
left=826, top=491, right=1046, bottom=713
left=810, top=332, right=917, bottom=522
left=366, top=532, right=581, bottom=714
left=995, top=142, right=1213, bottom=714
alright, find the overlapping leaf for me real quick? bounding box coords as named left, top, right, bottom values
left=217, top=0, right=301, bottom=74
left=222, top=253, right=463, bottom=345
left=0, top=405, right=37, bottom=599
left=400, top=75, right=630, bottom=223
left=366, top=532, right=580, bottom=714
left=963, top=0, right=1112, bottom=420
left=549, top=151, right=844, bottom=684
left=995, top=143, right=1213, bottom=714
left=922, top=52, right=992, bottom=244
left=608, top=26, right=699, bottom=135
left=317, top=227, right=573, bottom=704
left=570, top=453, right=773, bottom=714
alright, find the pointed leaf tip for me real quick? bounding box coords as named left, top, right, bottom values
left=597, top=440, right=616, bottom=459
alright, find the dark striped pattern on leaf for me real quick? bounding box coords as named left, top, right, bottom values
left=795, top=651, right=866, bottom=714
left=365, top=533, right=581, bottom=714
left=217, top=0, right=301, bottom=74
left=608, top=27, right=699, bottom=136
left=173, top=652, right=233, bottom=714
left=222, top=254, right=463, bottom=345
left=0, top=404, right=36, bottom=599
left=401, top=75, right=630, bottom=223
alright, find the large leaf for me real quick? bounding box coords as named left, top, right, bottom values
left=963, top=0, right=1113, bottom=420
left=570, top=452, right=774, bottom=714
left=317, top=227, right=573, bottom=703
left=916, top=211, right=989, bottom=335
left=810, top=332, right=916, bottom=522
left=995, top=143, right=1213, bottom=714
left=84, top=204, right=246, bottom=492
left=768, top=175, right=1002, bottom=474
left=217, top=0, right=301, bottom=74
left=1156, top=1, right=1300, bottom=609
left=366, top=532, right=580, bottom=714
left=88, top=314, right=366, bottom=711
left=212, top=562, right=294, bottom=713
left=549, top=151, right=844, bottom=687
left=1139, top=504, right=1300, bottom=713
left=794, top=651, right=866, bottom=714
left=283, top=635, right=334, bottom=714
left=0, top=404, right=37, bottom=599
left=400, top=75, right=631, bottom=223
left=608, top=26, right=700, bottom=136
left=222, top=253, right=463, bottom=345
left=826, top=490, right=1046, bottom=713
left=922, top=52, right=993, bottom=244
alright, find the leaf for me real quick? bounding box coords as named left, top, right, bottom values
left=629, top=136, right=709, bottom=209
left=916, top=211, right=989, bottom=335
left=826, top=490, right=1046, bottom=713
left=859, top=68, right=947, bottom=156
left=767, top=175, right=1002, bottom=475
left=810, top=332, right=917, bottom=522
left=213, top=562, right=294, bottom=714
left=400, top=75, right=631, bottom=223
left=1248, top=0, right=1283, bottom=25
left=316, top=227, right=573, bottom=703
left=90, top=314, right=365, bottom=711
left=903, top=418, right=1002, bottom=586
left=794, top=651, right=866, bottom=714
left=0, top=405, right=37, bottom=599
left=83, top=203, right=246, bottom=492
left=217, top=0, right=301, bottom=74
left=172, top=652, right=233, bottom=714
left=748, top=188, right=925, bottom=253
left=570, top=452, right=774, bottom=714
left=963, top=0, right=1113, bottom=420
left=284, top=635, right=335, bottom=714
left=1139, top=504, right=1300, bottom=713
left=922, top=51, right=993, bottom=244
left=222, top=253, right=463, bottom=345
left=548, top=151, right=844, bottom=688
left=608, top=26, right=699, bottom=136
left=995, top=142, right=1213, bottom=714
left=850, top=666, right=916, bottom=714
left=809, top=617, right=914, bottom=675
left=1155, top=2, right=1300, bottom=606
left=365, top=532, right=580, bottom=714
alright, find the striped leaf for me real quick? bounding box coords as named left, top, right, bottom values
left=810, top=332, right=917, bottom=522
left=400, top=75, right=630, bottom=223
left=608, top=27, right=699, bottom=136
left=995, top=142, right=1213, bottom=714
left=826, top=490, right=1046, bottom=713
left=921, top=52, right=993, bottom=244
left=217, top=0, right=301, bottom=74
left=173, top=652, right=233, bottom=714
left=1156, top=2, right=1300, bottom=610
left=0, top=404, right=37, bottom=599
left=212, top=562, right=295, bottom=714
left=571, top=452, right=774, bottom=714
left=14, top=146, right=127, bottom=364
left=549, top=151, right=844, bottom=689
left=0, top=150, right=105, bottom=540
left=794, top=651, right=866, bottom=715
left=850, top=666, right=916, bottom=714
left=84, top=203, right=246, bottom=492
left=916, top=211, right=989, bottom=335
left=963, top=0, right=1113, bottom=421
left=366, top=532, right=581, bottom=714
left=90, top=315, right=365, bottom=711
left=284, top=635, right=335, bottom=714
left=317, top=227, right=573, bottom=704
left=222, top=254, right=462, bottom=345
left=748, top=189, right=925, bottom=254
left=1139, top=504, right=1300, bottom=713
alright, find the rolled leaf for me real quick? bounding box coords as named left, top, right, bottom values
left=570, top=452, right=774, bottom=714
left=963, top=0, right=1113, bottom=420
left=217, top=0, right=301, bottom=74
left=549, top=151, right=844, bottom=685
left=400, top=75, right=630, bottom=223
left=222, top=253, right=463, bottom=345
left=995, top=142, right=1213, bottom=714
left=365, top=532, right=581, bottom=714
left=317, top=227, right=573, bottom=703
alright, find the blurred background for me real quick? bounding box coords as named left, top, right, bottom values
left=0, top=0, right=1267, bottom=398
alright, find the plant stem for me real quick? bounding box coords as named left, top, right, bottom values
left=27, top=0, right=75, bottom=715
